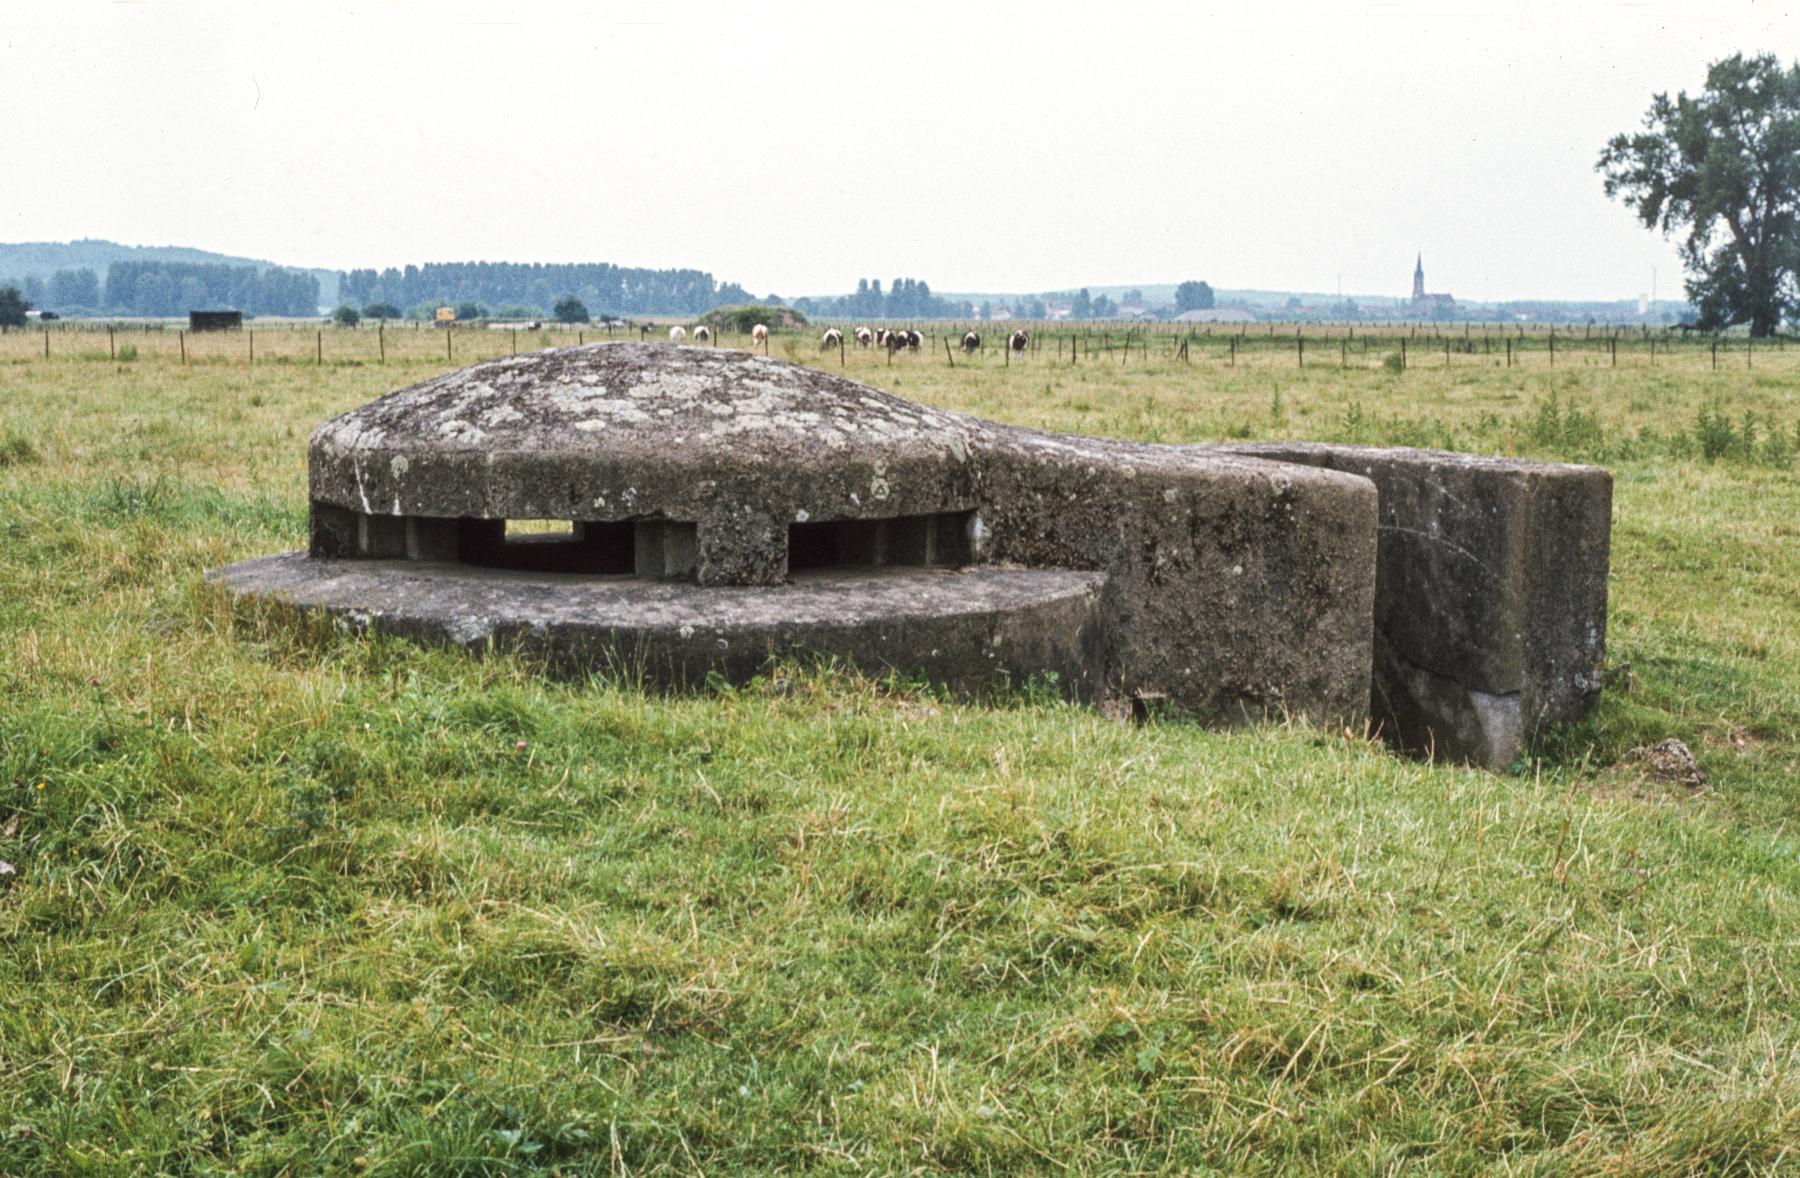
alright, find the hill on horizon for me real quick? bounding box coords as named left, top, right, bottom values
left=0, top=239, right=339, bottom=305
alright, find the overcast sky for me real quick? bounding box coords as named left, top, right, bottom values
left=6, top=1, right=1796, bottom=301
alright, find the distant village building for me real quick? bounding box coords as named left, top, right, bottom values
left=1410, top=254, right=1456, bottom=318
left=1173, top=308, right=1255, bottom=324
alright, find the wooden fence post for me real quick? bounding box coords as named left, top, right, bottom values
left=179, top=330, right=186, bottom=365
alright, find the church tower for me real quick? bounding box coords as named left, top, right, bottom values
left=1412, top=253, right=1425, bottom=301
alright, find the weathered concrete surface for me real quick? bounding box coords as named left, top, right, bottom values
left=214, top=555, right=1109, bottom=695
left=296, top=344, right=1381, bottom=728
left=977, top=431, right=1377, bottom=726
left=220, top=344, right=1613, bottom=755
left=309, top=345, right=980, bottom=586
left=1216, top=443, right=1611, bottom=766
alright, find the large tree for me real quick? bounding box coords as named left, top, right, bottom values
left=1599, top=54, right=1800, bottom=336
left=1174, top=280, right=1214, bottom=312
left=0, top=284, right=28, bottom=328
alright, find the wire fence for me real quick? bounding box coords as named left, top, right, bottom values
left=0, top=317, right=1792, bottom=375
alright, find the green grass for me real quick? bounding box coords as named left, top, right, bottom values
left=3, top=331, right=1799, bottom=1173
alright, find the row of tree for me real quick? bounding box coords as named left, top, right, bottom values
left=0, top=263, right=321, bottom=317
left=338, top=262, right=751, bottom=318
left=792, top=278, right=969, bottom=320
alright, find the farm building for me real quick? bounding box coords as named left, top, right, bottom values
left=189, top=310, right=243, bottom=332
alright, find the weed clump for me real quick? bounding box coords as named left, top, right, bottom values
left=0, top=430, right=38, bottom=467
left=1681, top=403, right=1799, bottom=467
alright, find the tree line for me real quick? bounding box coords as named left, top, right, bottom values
left=792, top=278, right=969, bottom=320
left=338, top=262, right=753, bottom=319
left=0, top=263, right=320, bottom=317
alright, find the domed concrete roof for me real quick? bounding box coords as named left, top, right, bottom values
left=309, top=343, right=980, bottom=529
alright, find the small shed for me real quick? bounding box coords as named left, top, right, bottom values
left=189, top=310, right=243, bottom=332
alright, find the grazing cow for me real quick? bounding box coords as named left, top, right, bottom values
left=962, top=331, right=981, bottom=353
left=906, top=329, right=923, bottom=350
left=692, top=325, right=711, bottom=342
left=751, top=324, right=769, bottom=345
left=1009, top=329, right=1029, bottom=354
left=875, top=328, right=890, bottom=348
left=855, top=327, right=873, bottom=348
left=821, top=328, right=843, bottom=350
left=668, top=326, right=687, bottom=342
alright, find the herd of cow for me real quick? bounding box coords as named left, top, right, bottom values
left=821, top=326, right=1030, bottom=355
left=660, top=322, right=1030, bottom=356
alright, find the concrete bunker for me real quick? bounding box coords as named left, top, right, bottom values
left=212, top=343, right=1612, bottom=768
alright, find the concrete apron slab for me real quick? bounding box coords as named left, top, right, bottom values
left=210, top=555, right=1109, bottom=696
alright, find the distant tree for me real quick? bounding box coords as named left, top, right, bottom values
left=0, top=285, right=29, bottom=328
left=362, top=302, right=401, bottom=320
left=1016, top=296, right=1047, bottom=320
left=1175, top=280, right=1215, bottom=312
left=1091, top=294, right=1117, bottom=319
left=455, top=302, right=485, bottom=321
left=1072, top=288, right=1093, bottom=320
left=48, top=268, right=100, bottom=311
left=20, top=275, right=44, bottom=307
left=333, top=304, right=361, bottom=327
left=1286, top=296, right=1303, bottom=312
left=980, top=301, right=993, bottom=320
left=1123, top=288, right=1144, bottom=306
left=1599, top=53, right=1800, bottom=335
left=553, top=295, right=589, bottom=323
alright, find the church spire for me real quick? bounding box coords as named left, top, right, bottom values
left=1412, top=252, right=1425, bottom=300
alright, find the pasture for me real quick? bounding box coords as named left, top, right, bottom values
left=2, top=321, right=1798, bottom=1174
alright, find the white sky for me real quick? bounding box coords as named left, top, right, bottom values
left=5, top=0, right=1796, bottom=302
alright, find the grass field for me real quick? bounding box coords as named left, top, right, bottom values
left=3, top=324, right=1799, bottom=1174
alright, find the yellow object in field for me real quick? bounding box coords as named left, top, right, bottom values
left=435, top=307, right=455, bottom=322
